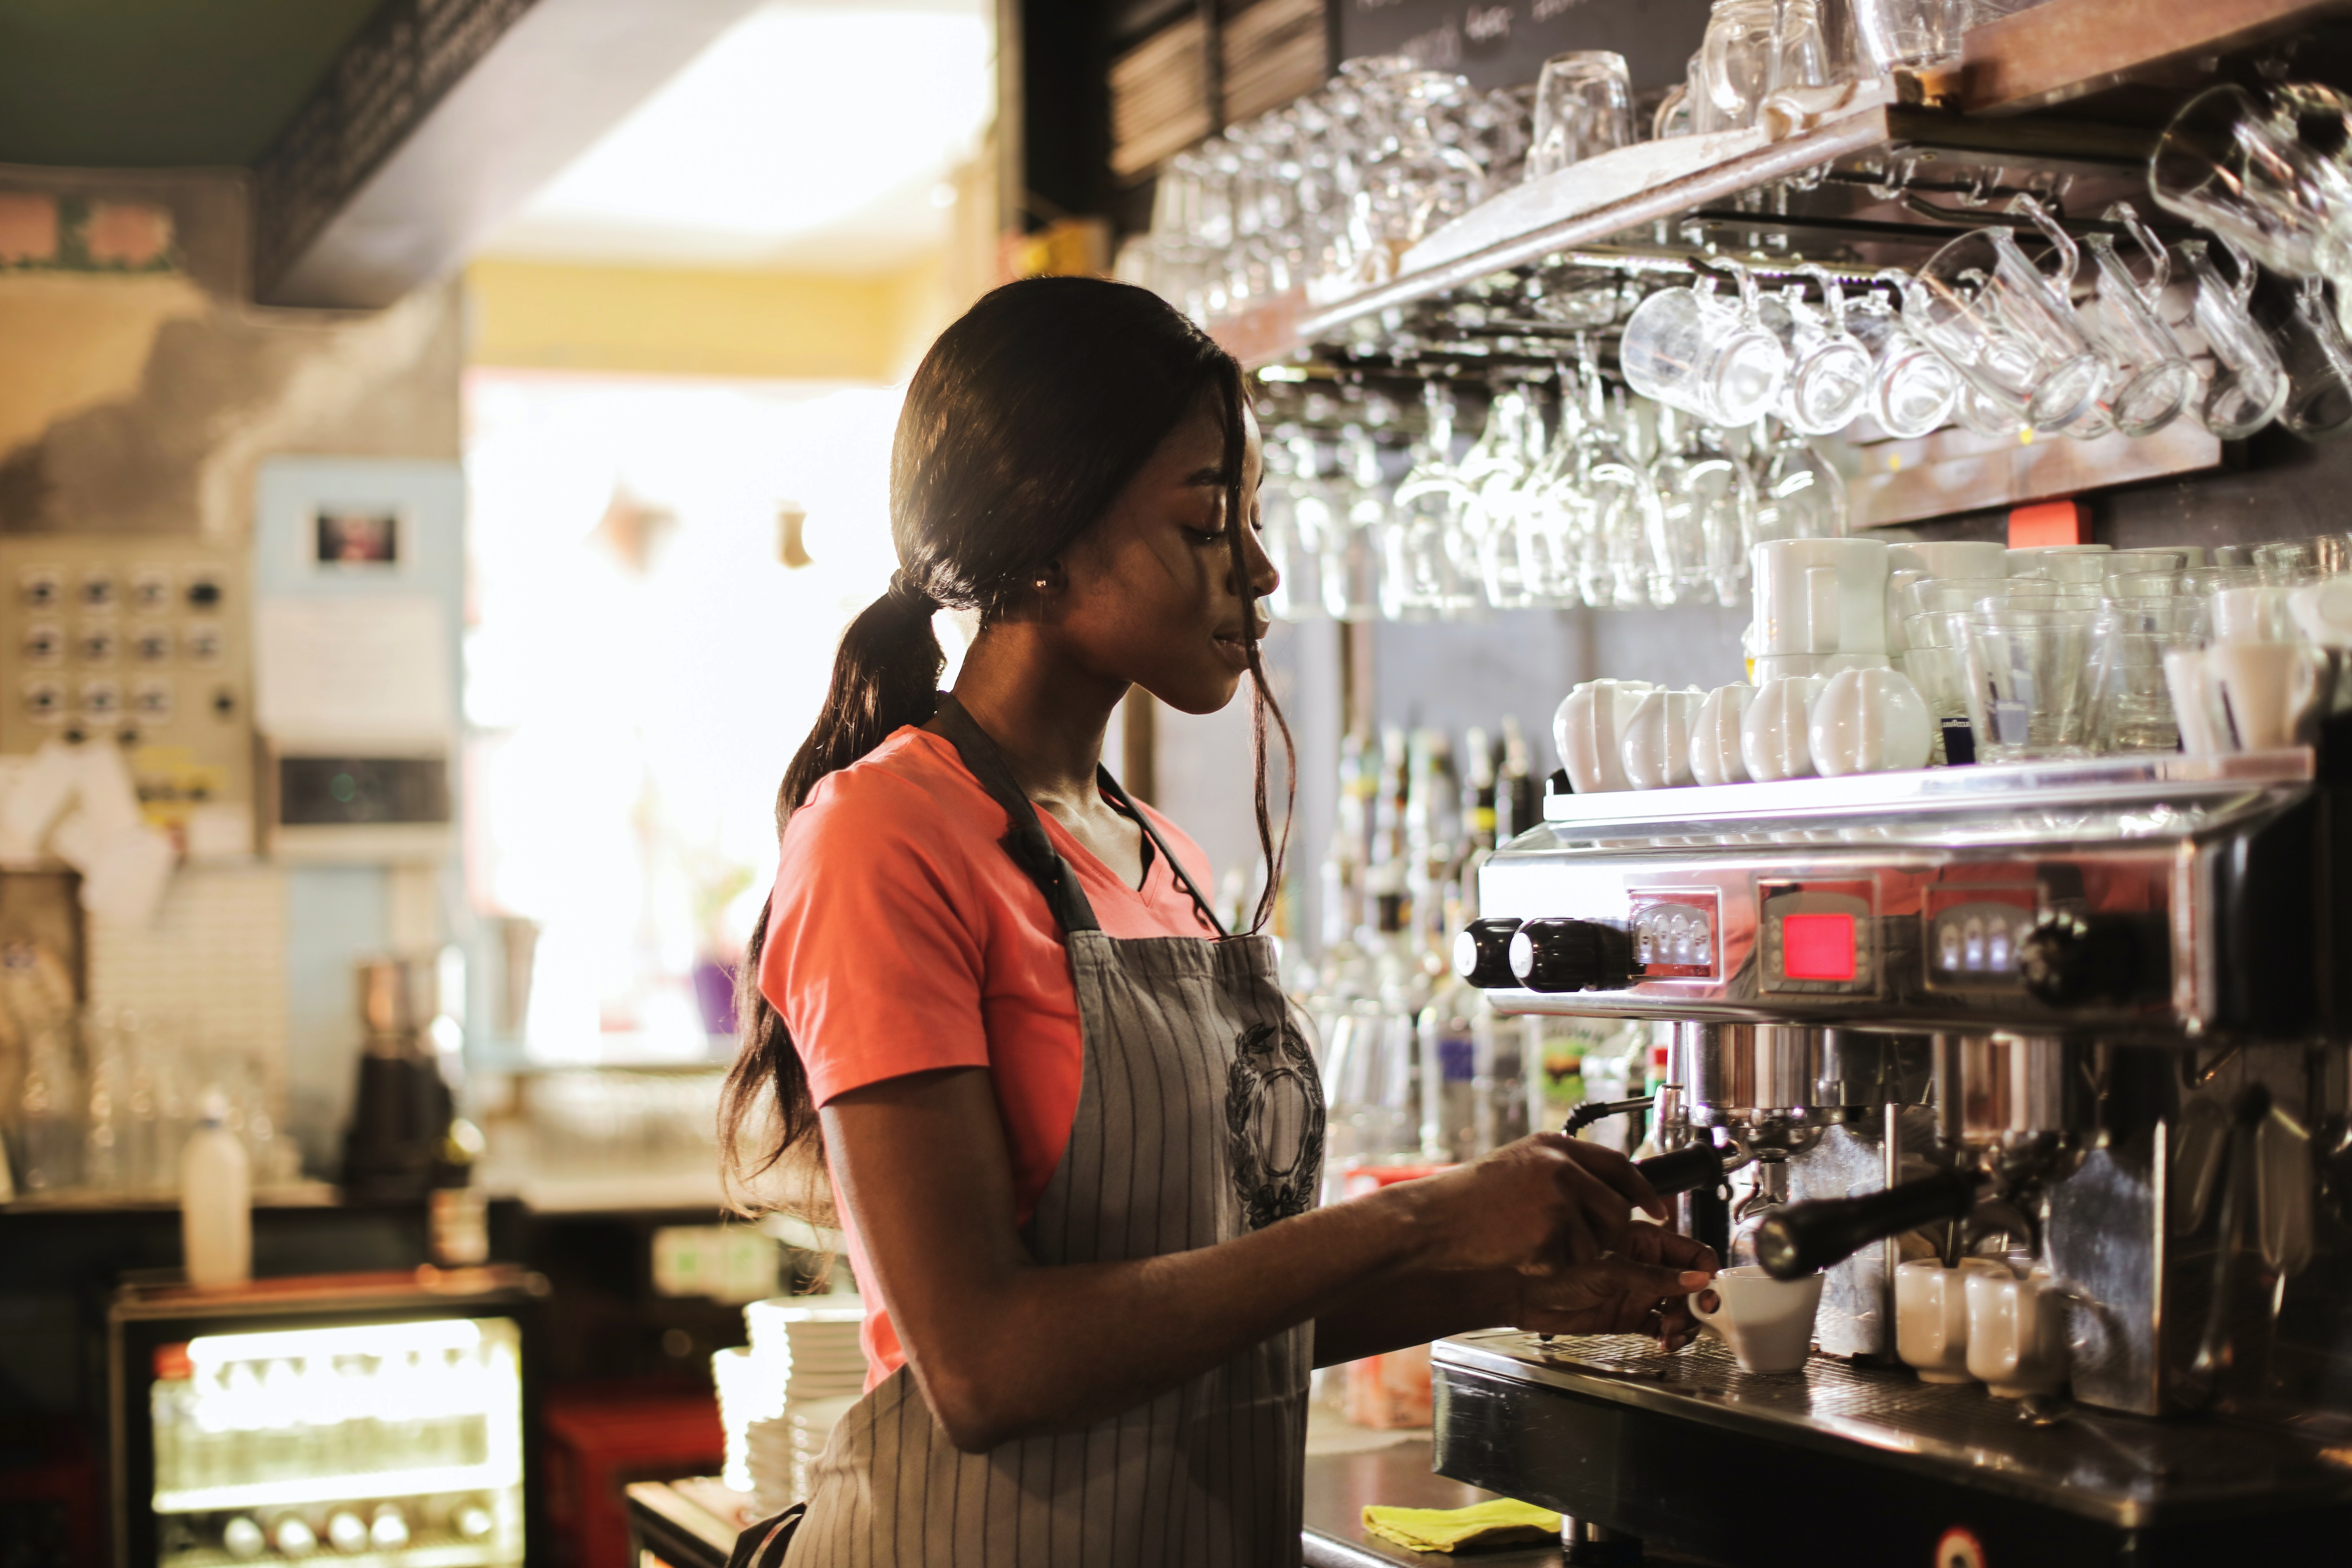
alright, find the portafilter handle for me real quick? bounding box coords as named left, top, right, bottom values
left=1634, top=1140, right=1728, bottom=1200
left=1753, top=1169, right=1983, bottom=1280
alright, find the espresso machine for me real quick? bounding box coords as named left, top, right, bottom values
left=1444, top=748, right=2352, bottom=1564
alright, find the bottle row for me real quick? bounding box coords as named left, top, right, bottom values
left=160, top=1495, right=505, bottom=1564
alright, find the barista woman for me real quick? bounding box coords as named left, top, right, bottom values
left=724, top=277, right=1718, bottom=1566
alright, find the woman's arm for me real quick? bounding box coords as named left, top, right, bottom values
left=824, top=1067, right=1711, bottom=1452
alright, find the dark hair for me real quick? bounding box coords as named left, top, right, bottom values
left=720, top=276, right=1293, bottom=1217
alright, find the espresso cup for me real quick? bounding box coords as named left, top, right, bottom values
left=1894, top=1257, right=2011, bottom=1384
left=2288, top=578, right=2352, bottom=644
left=1741, top=675, right=1826, bottom=782
left=1554, top=680, right=1653, bottom=793
left=1688, top=1265, right=1824, bottom=1374
left=1689, top=684, right=1755, bottom=787
left=1808, top=666, right=1933, bottom=776
left=1621, top=687, right=1703, bottom=790
left=1964, top=1267, right=2069, bottom=1399
left=1752, top=537, right=1891, bottom=659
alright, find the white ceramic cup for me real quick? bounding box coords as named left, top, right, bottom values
left=1809, top=667, right=1933, bottom=776
left=1894, top=1257, right=2011, bottom=1384
left=2210, top=584, right=2294, bottom=644
left=2288, top=578, right=2352, bottom=644
left=1741, top=675, right=1826, bottom=782
left=1888, top=540, right=2009, bottom=580
left=1690, top=685, right=1755, bottom=786
left=2206, top=641, right=2332, bottom=750
left=1688, top=1265, right=1824, bottom=1374
left=2163, top=646, right=2229, bottom=756
left=1554, top=680, right=1653, bottom=793
left=1621, top=687, right=1703, bottom=790
left=1964, top=1267, right=2068, bottom=1399
left=1752, top=537, right=1891, bottom=659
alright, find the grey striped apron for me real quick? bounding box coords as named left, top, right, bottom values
left=782, top=695, right=1323, bottom=1568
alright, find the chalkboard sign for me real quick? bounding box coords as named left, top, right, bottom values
left=1333, top=0, right=1714, bottom=94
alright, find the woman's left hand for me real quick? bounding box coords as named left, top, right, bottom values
left=1504, top=1223, right=1719, bottom=1350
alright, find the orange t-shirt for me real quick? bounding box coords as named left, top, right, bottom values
left=758, top=726, right=1221, bottom=1387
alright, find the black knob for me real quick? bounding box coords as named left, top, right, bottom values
left=2018, top=912, right=2165, bottom=1007
left=1508, top=918, right=1632, bottom=993
left=1753, top=1169, right=1981, bottom=1280
left=1453, top=919, right=1523, bottom=987
left=1635, top=1140, right=1725, bottom=1199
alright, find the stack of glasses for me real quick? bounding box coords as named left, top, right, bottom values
left=741, top=1297, right=867, bottom=1516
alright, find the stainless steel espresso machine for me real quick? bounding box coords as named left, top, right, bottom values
left=1444, top=749, right=2352, bottom=1566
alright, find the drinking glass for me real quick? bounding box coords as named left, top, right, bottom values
left=1898, top=610, right=1973, bottom=764
left=2273, top=276, right=2352, bottom=441
left=1649, top=409, right=1756, bottom=608
left=1851, top=0, right=1971, bottom=76
left=1960, top=605, right=2107, bottom=760
left=1459, top=387, right=1544, bottom=609
left=2091, top=627, right=2197, bottom=752
left=2149, top=83, right=2352, bottom=285
left=2172, top=238, right=2290, bottom=439
left=1386, top=386, right=1482, bottom=619
left=1322, top=426, right=1387, bottom=622
left=2103, top=548, right=2187, bottom=584
left=2078, top=205, right=2198, bottom=437
left=1753, top=419, right=1849, bottom=544
left=2107, top=569, right=2186, bottom=601
left=1784, top=267, right=1876, bottom=436
left=2253, top=535, right=2352, bottom=584
left=1526, top=52, right=1634, bottom=181
left=1621, top=263, right=1790, bottom=426
left=1907, top=197, right=2110, bottom=430
left=1869, top=312, right=1962, bottom=438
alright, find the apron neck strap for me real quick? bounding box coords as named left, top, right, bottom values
left=1094, top=765, right=1227, bottom=938
left=930, top=693, right=1102, bottom=935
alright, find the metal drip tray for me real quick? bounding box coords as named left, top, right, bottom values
left=1435, top=1330, right=2352, bottom=1528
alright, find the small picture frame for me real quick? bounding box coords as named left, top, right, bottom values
left=313, top=506, right=401, bottom=568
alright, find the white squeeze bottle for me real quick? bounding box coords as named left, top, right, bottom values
left=181, top=1090, right=252, bottom=1288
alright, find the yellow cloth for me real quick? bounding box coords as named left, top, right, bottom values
left=1360, top=1499, right=1563, bottom=1554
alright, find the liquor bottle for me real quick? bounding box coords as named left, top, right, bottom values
left=429, top=1115, right=490, bottom=1267
left=1494, top=715, right=1540, bottom=845
left=325, top=1509, right=369, bottom=1554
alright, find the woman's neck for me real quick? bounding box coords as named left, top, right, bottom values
left=948, top=624, right=1127, bottom=808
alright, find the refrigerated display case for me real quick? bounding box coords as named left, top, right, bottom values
left=107, top=1268, right=544, bottom=1568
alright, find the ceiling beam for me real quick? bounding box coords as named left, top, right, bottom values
left=256, top=0, right=765, bottom=309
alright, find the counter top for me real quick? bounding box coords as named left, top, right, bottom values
left=626, top=1436, right=1720, bottom=1568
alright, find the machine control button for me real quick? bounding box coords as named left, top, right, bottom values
left=1508, top=918, right=1632, bottom=993
left=1453, top=918, right=1522, bottom=987
left=2018, top=912, right=2163, bottom=1007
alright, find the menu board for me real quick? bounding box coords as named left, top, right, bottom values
left=1331, top=0, right=1715, bottom=94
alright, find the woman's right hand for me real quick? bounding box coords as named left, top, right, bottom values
left=1397, top=1133, right=1671, bottom=1276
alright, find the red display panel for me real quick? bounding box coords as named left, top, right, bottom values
left=1779, top=913, right=1858, bottom=981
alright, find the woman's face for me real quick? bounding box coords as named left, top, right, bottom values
left=1054, top=394, right=1276, bottom=715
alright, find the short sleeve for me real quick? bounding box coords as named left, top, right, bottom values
left=759, top=768, right=992, bottom=1106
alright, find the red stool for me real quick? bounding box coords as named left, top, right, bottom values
left=542, top=1387, right=725, bottom=1568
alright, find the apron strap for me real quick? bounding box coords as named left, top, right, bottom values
left=1094, top=766, right=1228, bottom=938
left=930, top=693, right=1103, bottom=935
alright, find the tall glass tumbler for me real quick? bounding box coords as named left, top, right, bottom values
left=1525, top=52, right=1634, bottom=181
left=1960, top=605, right=2106, bottom=760
left=1621, top=275, right=1789, bottom=426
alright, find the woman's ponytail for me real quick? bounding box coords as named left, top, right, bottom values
left=721, top=573, right=942, bottom=1218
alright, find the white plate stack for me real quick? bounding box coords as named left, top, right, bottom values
left=742, top=1297, right=866, bottom=1514
left=711, top=1346, right=785, bottom=1494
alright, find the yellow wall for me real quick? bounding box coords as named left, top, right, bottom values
left=466, top=257, right=953, bottom=384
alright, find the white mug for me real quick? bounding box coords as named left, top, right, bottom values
left=1554, top=680, right=1653, bottom=793
left=1964, top=1267, right=2068, bottom=1399
left=1741, top=675, right=1826, bottom=782
left=2206, top=641, right=2331, bottom=750
left=2164, top=647, right=2229, bottom=756
left=1809, top=667, right=1933, bottom=776
left=1690, top=685, right=1755, bottom=787
left=1752, top=538, right=1891, bottom=659
left=1621, top=687, right=1703, bottom=790
left=2211, top=584, right=2294, bottom=644
left=1688, top=1265, right=1823, bottom=1374
left=1894, top=1257, right=2010, bottom=1384
left=1889, top=540, right=2009, bottom=580
left=2288, top=578, right=2352, bottom=644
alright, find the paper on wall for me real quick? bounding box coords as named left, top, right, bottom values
left=255, top=595, right=452, bottom=747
